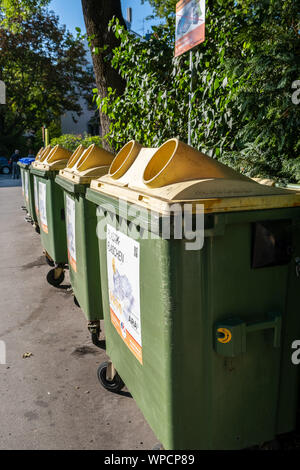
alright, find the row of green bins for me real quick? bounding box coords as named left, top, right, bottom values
left=55, top=144, right=114, bottom=344
left=18, top=148, right=45, bottom=230
left=31, top=145, right=72, bottom=286
left=86, top=138, right=300, bottom=450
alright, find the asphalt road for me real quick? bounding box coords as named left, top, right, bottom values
left=0, top=173, right=22, bottom=188
left=0, top=184, right=157, bottom=450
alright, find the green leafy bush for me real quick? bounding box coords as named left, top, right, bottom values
left=50, top=134, right=102, bottom=153
left=95, top=1, right=300, bottom=183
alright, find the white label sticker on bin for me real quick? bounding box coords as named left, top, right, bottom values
left=21, top=172, right=24, bottom=196
left=66, top=195, right=76, bottom=272
left=106, top=224, right=142, bottom=364
left=39, top=182, right=48, bottom=234
left=24, top=171, right=29, bottom=203
left=34, top=176, right=39, bottom=215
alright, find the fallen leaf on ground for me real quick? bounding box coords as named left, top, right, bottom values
left=22, top=352, right=33, bottom=358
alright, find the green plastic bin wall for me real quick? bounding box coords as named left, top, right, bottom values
left=31, top=168, right=67, bottom=264
left=55, top=175, right=103, bottom=321
left=20, top=166, right=25, bottom=200
left=19, top=163, right=37, bottom=223
left=87, top=188, right=300, bottom=450
left=32, top=172, right=40, bottom=225
left=286, top=184, right=300, bottom=191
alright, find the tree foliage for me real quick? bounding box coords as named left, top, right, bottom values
left=0, top=0, right=49, bottom=30
left=0, top=8, right=93, bottom=154
left=97, top=0, right=300, bottom=182
left=141, top=0, right=176, bottom=19
left=0, top=0, right=126, bottom=153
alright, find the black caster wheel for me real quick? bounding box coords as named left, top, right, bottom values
left=97, top=362, right=124, bottom=393
left=46, top=268, right=65, bottom=287
left=88, top=322, right=105, bottom=349
left=259, top=439, right=281, bottom=450
left=45, top=255, right=55, bottom=267
left=152, top=442, right=164, bottom=450
left=74, top=296, right=80, bottom=308
left=91, top=329, right=106, bottom=350
left=91, top=326, right=100, bottom=345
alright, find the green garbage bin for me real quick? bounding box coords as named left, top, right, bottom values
left=18, top=159, right=35, bottom=220
left=31, top=146, right=53, bottom=231
left=18, top=150, right=45, bottom=229
left=86, top=138, right=300, bottom=450
left=55, top=144, right=114, bottom=345
left=31, top=145, right=72, bottom=286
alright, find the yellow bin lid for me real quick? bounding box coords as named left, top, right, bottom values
left=34, top=147, right=46, bottom=161
left=90, top=138, right=300, bottom=215
left=59, top=144, right=114, bottom=184
left=35, top=145, right=52, bottom=162
left=32, top=145, right=72, bottom=171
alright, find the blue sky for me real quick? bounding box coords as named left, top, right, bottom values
left=48, top=0, right=162, bottom=36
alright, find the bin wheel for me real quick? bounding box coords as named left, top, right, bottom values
left=35, top=225, right=40, bottom=234
left=90, top=323, right=100, bottom=342
left=45, top=256, right=55, bottom=267
left=91, top=329, right=101, bottom=347
left=97, top=362, right=124, bottom=393
left=74, top=296, right=80, bottom=308
left=46, top=268, right=65, bottom=287
left=152, top=442, right=164, bottom=450
left=88, top=322, right=104, bottom=349
left=259, top=439, right=281, bottom=450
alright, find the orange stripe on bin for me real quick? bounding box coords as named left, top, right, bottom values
left=110, top=308, right=143, bottom=364
left=68, top=250, right=77, bottom=272
left=41, top=223, right=48, bottom=234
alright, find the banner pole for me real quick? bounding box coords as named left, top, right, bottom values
left=45, top=128, right=49, bottom=147
left=188, top=49, right=193, bottom=146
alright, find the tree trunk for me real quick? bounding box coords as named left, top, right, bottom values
left=81, top=0, right=126, bottom=151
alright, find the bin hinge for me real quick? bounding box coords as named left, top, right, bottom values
left=214, top=312, right=282, bottom=357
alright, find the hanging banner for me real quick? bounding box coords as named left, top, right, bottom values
left=175, top=0, right=205, bottom=57
left=106, top=224, right=142, bottom=364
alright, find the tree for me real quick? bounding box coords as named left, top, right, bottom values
left=0, top=0, right=127, bottom=151
left=0, top=8, right=93, bottom=155
left=81, top=0, right=126, bottom=151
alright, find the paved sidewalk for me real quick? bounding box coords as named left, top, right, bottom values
left=0, top=186, right=157, bottom=450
